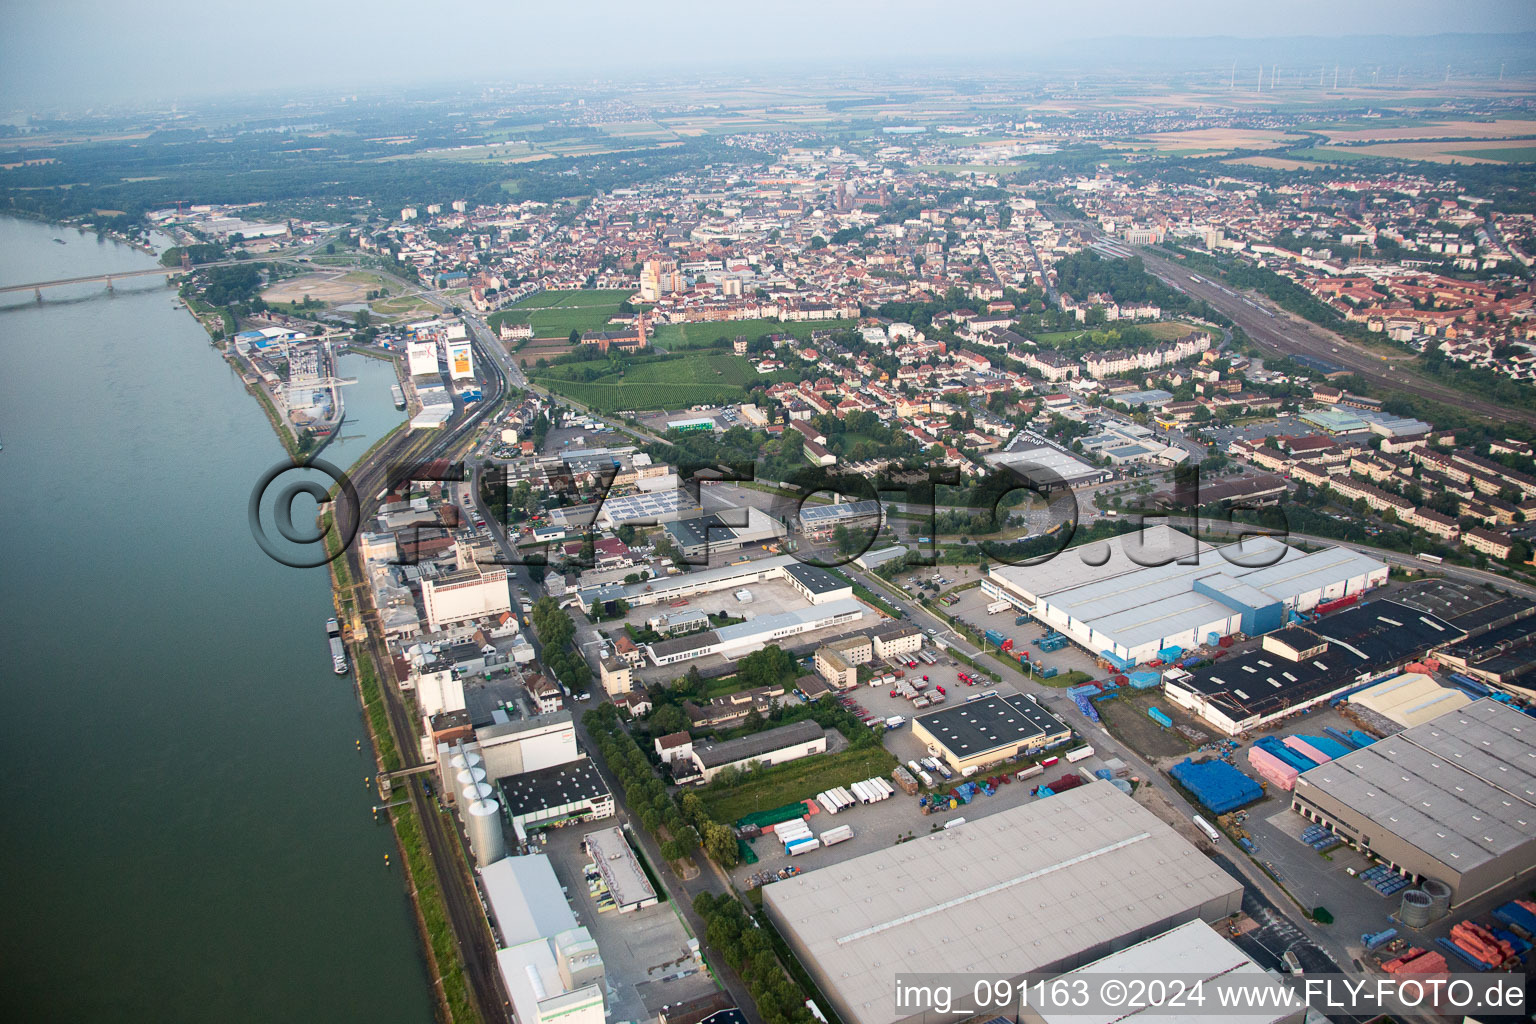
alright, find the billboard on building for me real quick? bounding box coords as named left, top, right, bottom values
left=407, top=340, right=440, bottom=378
left=447, top=339, right=474, bottom=380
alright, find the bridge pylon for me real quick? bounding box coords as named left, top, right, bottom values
left=35, top=287, right=42, bottom=302
left=105, top=276, right=114, bottom=294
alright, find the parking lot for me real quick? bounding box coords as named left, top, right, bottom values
left=535, top=825, right=716, bottom=1022
left=931, top=582, right=1103, bottom=684
left=727, top=669, right=1135, bottom=890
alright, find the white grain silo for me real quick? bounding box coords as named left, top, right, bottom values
left=466, top=799, right=506, bottom=865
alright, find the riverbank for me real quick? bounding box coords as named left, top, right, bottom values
left=167, top=275, right=459, bottom=1017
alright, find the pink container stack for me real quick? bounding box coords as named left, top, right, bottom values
left=1283, top=735, right=1334, bottom=765
left=1248, top=746, right=1298, bottom=790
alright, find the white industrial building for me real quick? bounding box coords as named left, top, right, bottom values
left=481, top=855, right=606, bottom=1024
left=987, top=525, right=1387, bottom=666
left=1018, top=919, right=1303, bottom=1024
left=763, top=782, right=1243, bottom=1024
left=575, top=555, right=851, bottom=614
left=470, top=712, right=579, bottom=780
left=1348, top=672, right=1472, bottom=729
left=645, top=599, right=866, bottom=666
left=406, top=339, right=440, bottom=378
left=422, top=563, right=512, bottom=632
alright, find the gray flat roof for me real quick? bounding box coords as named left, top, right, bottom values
left=692, top=719, right=826, bottom=768
left=762, top=783, right=1243, bottom=1024
left=915, top=693, right=1069, bottom=758
left=785, top=562, right=849, bottom=596
left=583, top=826, right=657, bottom=908
left=1296, top=698, right=1536, bottom=874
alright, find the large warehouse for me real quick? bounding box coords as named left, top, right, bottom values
left=1164, top=602, right=1459, bottom=735
left=1018, top=919, right=1302, bottom=1024
left=987, top=525, right=1388, bottom=666
left=762, top=782, right=1243, bottom=1024
left=1291, top=698, right=1536, bottom=907
left=912, top=693, right=1071, bottom=773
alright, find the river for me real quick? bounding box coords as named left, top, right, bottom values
left=0, top=218, right=435, bottom=1022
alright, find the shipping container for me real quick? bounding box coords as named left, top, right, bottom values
left=819, top=824, right=853, bottom=846
left=1064, top=745, right=1095, bottom=763
left=943, top=817, right=966, bottom=829
left=986, top=600, right=1011, bottom=615
left=787, top=838, right=822, bottom=856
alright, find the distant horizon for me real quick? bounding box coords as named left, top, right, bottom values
left=4, top=0, right=1535, bottom=111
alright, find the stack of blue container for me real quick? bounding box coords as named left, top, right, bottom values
left=1253, top=736, right=1318, bottom=773
left=1299, top=823, right=1342, bottom=853
left=1073, top=693, right=1100, bottom=723
left=1360, top=864, right=1409, bottom=896
left=1170, top=758, right=1263, bottom=814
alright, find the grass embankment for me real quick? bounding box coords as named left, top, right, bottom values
left=701, top=746, right=898, bottom=824
left=340, top=555, right=477, bottom=1023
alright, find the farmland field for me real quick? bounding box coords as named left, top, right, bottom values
left=1314, top=117, right=1536, bottom=143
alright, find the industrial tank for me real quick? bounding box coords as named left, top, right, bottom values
left=1399, top=889, right=1433, bottom=928
left=448, top=751, right=483, bottom=773
left=1421, top=878, right=1452, bottom=920
left=462, top=781, right=494, bottom=803
left=465, top=799, right=506, bottom=865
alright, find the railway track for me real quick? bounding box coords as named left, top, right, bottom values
left=338, top=325, right=513, bottom=1023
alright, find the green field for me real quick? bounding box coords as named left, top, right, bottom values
left=649, top=317, right=856, bottom=351
left=1453, top=147, right=1536, bottom=163
left=531, top=351, right=778, bottom=412
left=701, top=746, right=899, bottom=824
left=489, top=289, right=633, bottom=338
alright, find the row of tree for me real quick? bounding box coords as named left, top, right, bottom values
left=529, top=596, right=591, bottom=694
left=691, top=893, right=816, bottom=1024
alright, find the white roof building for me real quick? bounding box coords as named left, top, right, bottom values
left=763, top=782, right=1243, bottom=1024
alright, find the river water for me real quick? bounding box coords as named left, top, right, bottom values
left=0, top=218, right=434, bottom=1022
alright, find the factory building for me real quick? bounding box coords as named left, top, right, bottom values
left=661, top=507, right=785, bottom=560
left=582, top=827, right=659, bottom=913
left=471, top=712, right=579, bottom=781
left=481, top=854, right=606, bottom=1024
left=1291, top=699, right=1536, bottom=907
left=496, top=758, right=614, bottom=842
left=912, top=693, right=1072, bottom=773
left=576, top=555, right=841, bottom=614
left=987, top=525, right=1388, bottom=667
left=689, top=719, right=828, bottom=783
left=1164, top=602, right=1459, bottom=735
left=798, top=499, right=883, bottom=540
left=645, top=599, right=866, bottom=667
left=422, top=562, right=512, bottom=632
left=1019, top=920, right=1303, bottom=1024
left=1347, top=672, right=1472, bottom=729
left=762, top=783, right=1243, bottom=1024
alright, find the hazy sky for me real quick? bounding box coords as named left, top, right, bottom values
left=4, top=0, right=1535, bottom=110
